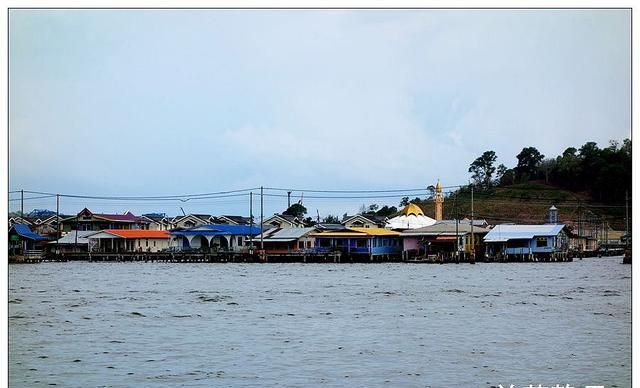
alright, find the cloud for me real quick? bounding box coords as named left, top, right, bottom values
left=8, top=10, right=631, bottom=216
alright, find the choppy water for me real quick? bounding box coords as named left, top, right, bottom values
left=9, top=257, right=631, bottom=388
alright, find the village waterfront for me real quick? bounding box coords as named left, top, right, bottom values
left=9, top=257, right=630, bottom=388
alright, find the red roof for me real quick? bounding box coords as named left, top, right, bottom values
left=95, top=213, right=141, bottom=222
left=77, top=208, right=143, bottom=223
left=104, top=230, right=169, bottom=239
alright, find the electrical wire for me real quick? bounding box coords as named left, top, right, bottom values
left=16, top=187, right=258, bottom=201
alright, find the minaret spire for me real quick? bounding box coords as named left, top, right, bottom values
left=434, top=179, right=444, bottom=221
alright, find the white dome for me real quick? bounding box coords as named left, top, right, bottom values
left=385, top=214, right=436, bottom=230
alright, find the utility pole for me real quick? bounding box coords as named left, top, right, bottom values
left=20, top=189, right=24, bottom=218
left=249, top=192, right=253, bottom=251
left=578, top=204, right=582, bottom=253
left=604, top=221, right=609, bottom=256
left=260, top=186, right=264, bottom=252
left=56, top=194, right=60, bottom=253
left=287, top=191, right=292, bottom=209
left=625, top=189, right=629, bottom=249
left=455, top=191, right=459, bottom=262
left=470, top=184, right=475, bottom=264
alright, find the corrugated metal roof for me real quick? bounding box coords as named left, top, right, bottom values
left=314, top=228, right=399, bottom=237
left=10, top=224, right=49, bottom=241
left=313, top=231, right=368, bottom=237
left=484, top=224, right=566, bottom=243
left=401, top=222, right=491, bottom=236
left=438, top=219, right=488, bottom=227
left=315, top=223, right=347, bottom=231
left=51, top=230, right=94, bottom=245
left=77, top=209, right=142, bottom=222
left=171, top=224, right=261, bottom=236
left=265, top=227, right=316, bottom=239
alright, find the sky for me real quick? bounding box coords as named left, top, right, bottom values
left=8, top=9, right=631, bottom=218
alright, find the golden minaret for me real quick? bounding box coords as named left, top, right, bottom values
left=434, top=180, right=444, bottom=221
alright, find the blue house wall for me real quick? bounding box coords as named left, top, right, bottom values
left=314, top=236, right=401, bottom=256
left=503, top=233, right=566, bottom=255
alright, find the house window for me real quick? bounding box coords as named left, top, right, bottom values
left=153, top=241, right=156, bottom=247
left=298, top=241, right=304, bottom=249
left=356, top=239, right=367, bottom=248
left=146, top=239, right=149, bottom=247
left=238, top=236, right=243, bottom=246
left=536, top=237, right=548, bottom=247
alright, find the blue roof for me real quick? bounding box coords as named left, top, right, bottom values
left=170, top=224, right=261, bottom=236
left=484, top=224, right=566, bottom=243
left=10, top=224, right=50, bottom=241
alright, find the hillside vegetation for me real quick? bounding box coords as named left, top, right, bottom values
left=412, top=181, right=627, bottom=231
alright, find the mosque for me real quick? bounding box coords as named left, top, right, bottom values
left=385, top=180, right=444, bottom=230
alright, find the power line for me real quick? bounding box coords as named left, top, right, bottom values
left=16, top=188, right=258, bottom=201
left=263, top=187, right=435, bottom=193
left=8, top=195, right=57, bottom=202
left=262, top=192, right=428, bottom=200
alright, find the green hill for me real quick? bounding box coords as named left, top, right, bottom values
left=415, top=181, right=628, bottom=231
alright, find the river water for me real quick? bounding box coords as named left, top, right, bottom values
left=9, top=257, right=631, bottom=388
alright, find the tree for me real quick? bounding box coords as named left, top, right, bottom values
left=303, top=217, right=317, bottom=226
left=283, top=203, right=307, bottom=218
left=515, top=147, right=544, bottom=181
left=323, top=215, right=340, bottom=224
left=499, top=168, right=516, bottom=186
left=375, top=205, right=398, bottom=217
left=495, top=164, right=507, bottom=185
left=551, top=147, right=580, bottom=190
left=399, top=197, right=410, bottom=207
left=426, top=186, right=436, bottom=199
left=539, top=158, right=557, bottom=183
left=468, top=151, right=497, bottom=188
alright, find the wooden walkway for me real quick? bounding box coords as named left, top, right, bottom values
left=11, top=251, right=618, bottom=264
left=29, top=251, right=343, bottom=263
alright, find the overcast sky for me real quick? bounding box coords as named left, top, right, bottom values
left=9, top=9, right=631, bottom=218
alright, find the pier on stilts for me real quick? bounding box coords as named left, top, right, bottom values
left=10, top=250, right=581, bottom=264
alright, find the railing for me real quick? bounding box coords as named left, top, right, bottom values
left=504, top=247, right=532, bottom=255
left=24, top=250, right=44, bottom=259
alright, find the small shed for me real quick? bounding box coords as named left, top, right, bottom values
left=483, top=224, right=568, bottom=259
left=9, top=224, right=50, bottom=256
left=48, top=230, right=94, bottom=253
left=260, top=227, right=317, bottom=253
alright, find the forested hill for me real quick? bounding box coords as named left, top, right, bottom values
left=436, top=139, right=631, bottom=230
left=414, top=181, right=628, bottom=231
